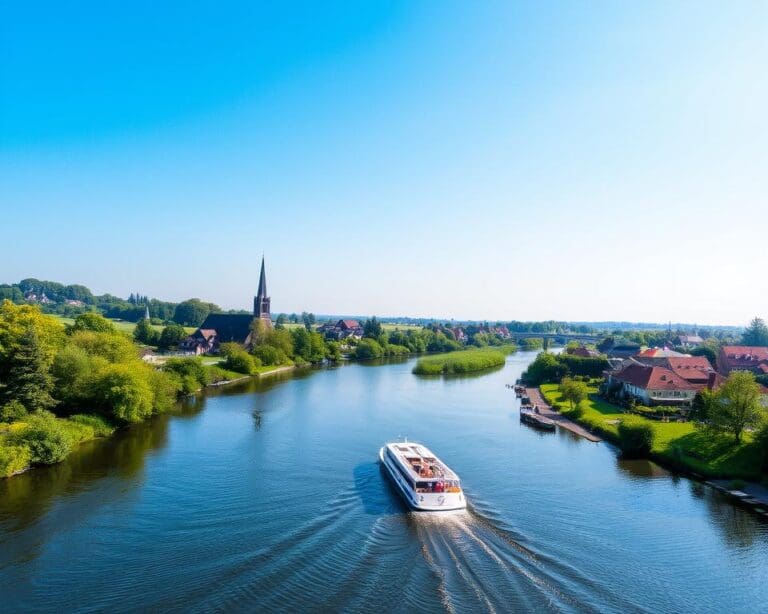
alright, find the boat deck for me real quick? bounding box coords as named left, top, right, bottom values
left=387, top=443, right=458, bottom=482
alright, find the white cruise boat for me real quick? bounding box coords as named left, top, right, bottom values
left=379, top=441, right=466, bottom=511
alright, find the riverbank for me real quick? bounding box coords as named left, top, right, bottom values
left=539, top=383, right=766, bottom=483
left=523, top=387, right=601, bottom=442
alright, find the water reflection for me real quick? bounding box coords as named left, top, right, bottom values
left=616, top=458, right=670, bottom=479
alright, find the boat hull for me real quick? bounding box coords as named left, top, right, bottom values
left=379, top=447, right=467, bottom=511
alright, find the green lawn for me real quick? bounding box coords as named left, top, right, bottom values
left=51, top=314, right=194, bottom=335
left=540, top=383, right=764, bottom=480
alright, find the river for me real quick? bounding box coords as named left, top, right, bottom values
left=1, top=352, right=766, bottom=612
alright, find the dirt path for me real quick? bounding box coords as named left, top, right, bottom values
left=524, top=387, right=602, bottom=443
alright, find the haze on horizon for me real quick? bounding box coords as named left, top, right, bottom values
left=2, top=2, right=766, bottom=327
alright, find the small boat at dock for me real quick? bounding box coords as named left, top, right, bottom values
left=379, top=441, right=467, bottom=511
left=520, top=406, right=556, bottom=431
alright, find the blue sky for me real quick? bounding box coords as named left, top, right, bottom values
left=2, top=2, right=766, bottom=324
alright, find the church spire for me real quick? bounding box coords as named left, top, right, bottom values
left=253, top=255, right=271, bottom=322
left=257, top=255, right=267, bottom=298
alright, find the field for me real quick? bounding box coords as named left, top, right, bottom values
left=540, top=383, right=763, bottom=480
left=413, top=347, right=507, bottom=375
left=50, top=314, right=195, bottom=335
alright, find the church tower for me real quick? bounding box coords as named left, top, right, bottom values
left=253, top=256, right=271, bottom=323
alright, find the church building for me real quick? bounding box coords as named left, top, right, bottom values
left=179, top=256, right=271, bottom=355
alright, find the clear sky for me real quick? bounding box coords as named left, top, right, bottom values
left=2, top=2, right=766, bottom=325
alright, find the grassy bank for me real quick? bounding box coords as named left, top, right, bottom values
left=413, top=347, right=509, bottom=375
left=540, top=383, right=764, bottom=480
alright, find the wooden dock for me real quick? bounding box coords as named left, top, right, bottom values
left=523, top=387, right=602, bottom=442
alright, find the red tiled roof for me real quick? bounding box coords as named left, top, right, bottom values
left=664, top=356, right=713, bottom=381
left=613, top=364, right=696, bottom=391
left=636, top=348, right=686, bottom=358
left=721, top=346, right=768, bottom=361
left=339, top=319, right=360, bottom=329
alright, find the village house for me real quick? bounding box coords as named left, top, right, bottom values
left=449, top=327, right=467, bottom=343
left=674, top=334, right=704, bottom=349
left=319, top=319, right=364, bottom=340
left=717, top=345, right=768, bottom=375
left=606, top=342, right=641, bottom=358
left=566, top=345, right=600, bottom=358
left=179, top=328, right=218, bottom=355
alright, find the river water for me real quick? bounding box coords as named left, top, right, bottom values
left=1, top=352, right=766, bottom=612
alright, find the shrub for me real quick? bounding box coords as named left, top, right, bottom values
left=220, top=343, right=256, bottom=375
left=90, top=363, right=155, bottom=423
left=0, top=400, right=28, bottom=423
left=355, top=338, right=384, bottom=360
left=252, top=344, right=285, bottom=366
left=8, top=411, right=74, bottom=464
left=0, top=444, right=32, bottom=477
left=68, top=414, right=115, bottom=437
left=163, top=357, right=211, bottom=390
left=617, top=417, right=654, bottom=457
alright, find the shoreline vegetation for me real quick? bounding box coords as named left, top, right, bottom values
left=539, top=382, right=765, bottom=482
left=1, top=302, right=522, bottom=479
left=413, top=346, right=514, bottom=375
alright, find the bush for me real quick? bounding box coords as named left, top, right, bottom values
left=68, top=414, right=115, bottom=437
left=252, top=344, right=286, bottom=366
left=8, top=411, right=74, bottom=464
left=385, top=344, right=410, bottom=357
left=0, top=444, right=32, bottom=477
left=617, top=417, right=654, bottom=457
left=163, top=357, right=211, bottom=391
left=355, top=338, right=384, bottom=360
left=0, top=400, right=28, bottom=423
left=220, top=343, right=256, bottom=375
left=90, top=363, right=155, bottom=423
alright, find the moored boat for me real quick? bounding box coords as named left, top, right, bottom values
left=520, top=406, right=556, bottom=430
left=379, top=441, right=467, bottom=511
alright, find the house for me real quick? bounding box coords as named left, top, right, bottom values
left=717, top=345, right=768, bottom=375
left=675, top=334, right=704, bottom=349
left=607, top=342, right=641, bottom=358
left=611, top=363, right=698, bottom=406
left=450, top=327, right=467, bottom=343
left=179, top=329, right=218, bottom=355
left=567, top=345, right=600, bottom=358
left=179, top=256, right=270, bottom=355
left=320, top=319, right=364, bottom=340
left=635, top=347, right=688, bottom=360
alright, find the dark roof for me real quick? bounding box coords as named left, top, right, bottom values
left=199, top=313, right=254, bottom=343
left=257, top=256, right=267, bottom=299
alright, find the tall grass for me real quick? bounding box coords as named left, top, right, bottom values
left=413, top=348, right=506, bottom=375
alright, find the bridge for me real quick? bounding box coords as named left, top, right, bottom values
left=509, top=332, right=601, bottom=344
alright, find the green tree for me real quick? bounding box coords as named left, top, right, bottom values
left=220, top=342, right=256, bottom=374
left=363, top=317, right=382, bottom=338
left=173, top=299, right=218, bottom=327
left=707, top=371, right=764, bottom=444
left=70, top=312, right=116, bottom=334
left=355, top=338, right=384, bottom=360
left=157, top=323, right=187, bottom=350
left=133, top=318, right=159, bottom=345
left=742, top=317, right=768, bottom=346
left=0, top=400, right=28, bottom=423
left=275, top=313, right=287, bottom=326
left=3, top=328, right=57, bottom=411
left=560, top=377, right=588, bottom=410
left=91, top=363, right=155, bottom=423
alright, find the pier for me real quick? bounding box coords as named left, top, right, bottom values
left=523, top=387, right=602, bottom=442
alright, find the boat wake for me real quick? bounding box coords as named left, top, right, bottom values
left=410, top=502, right=647, bottom=613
